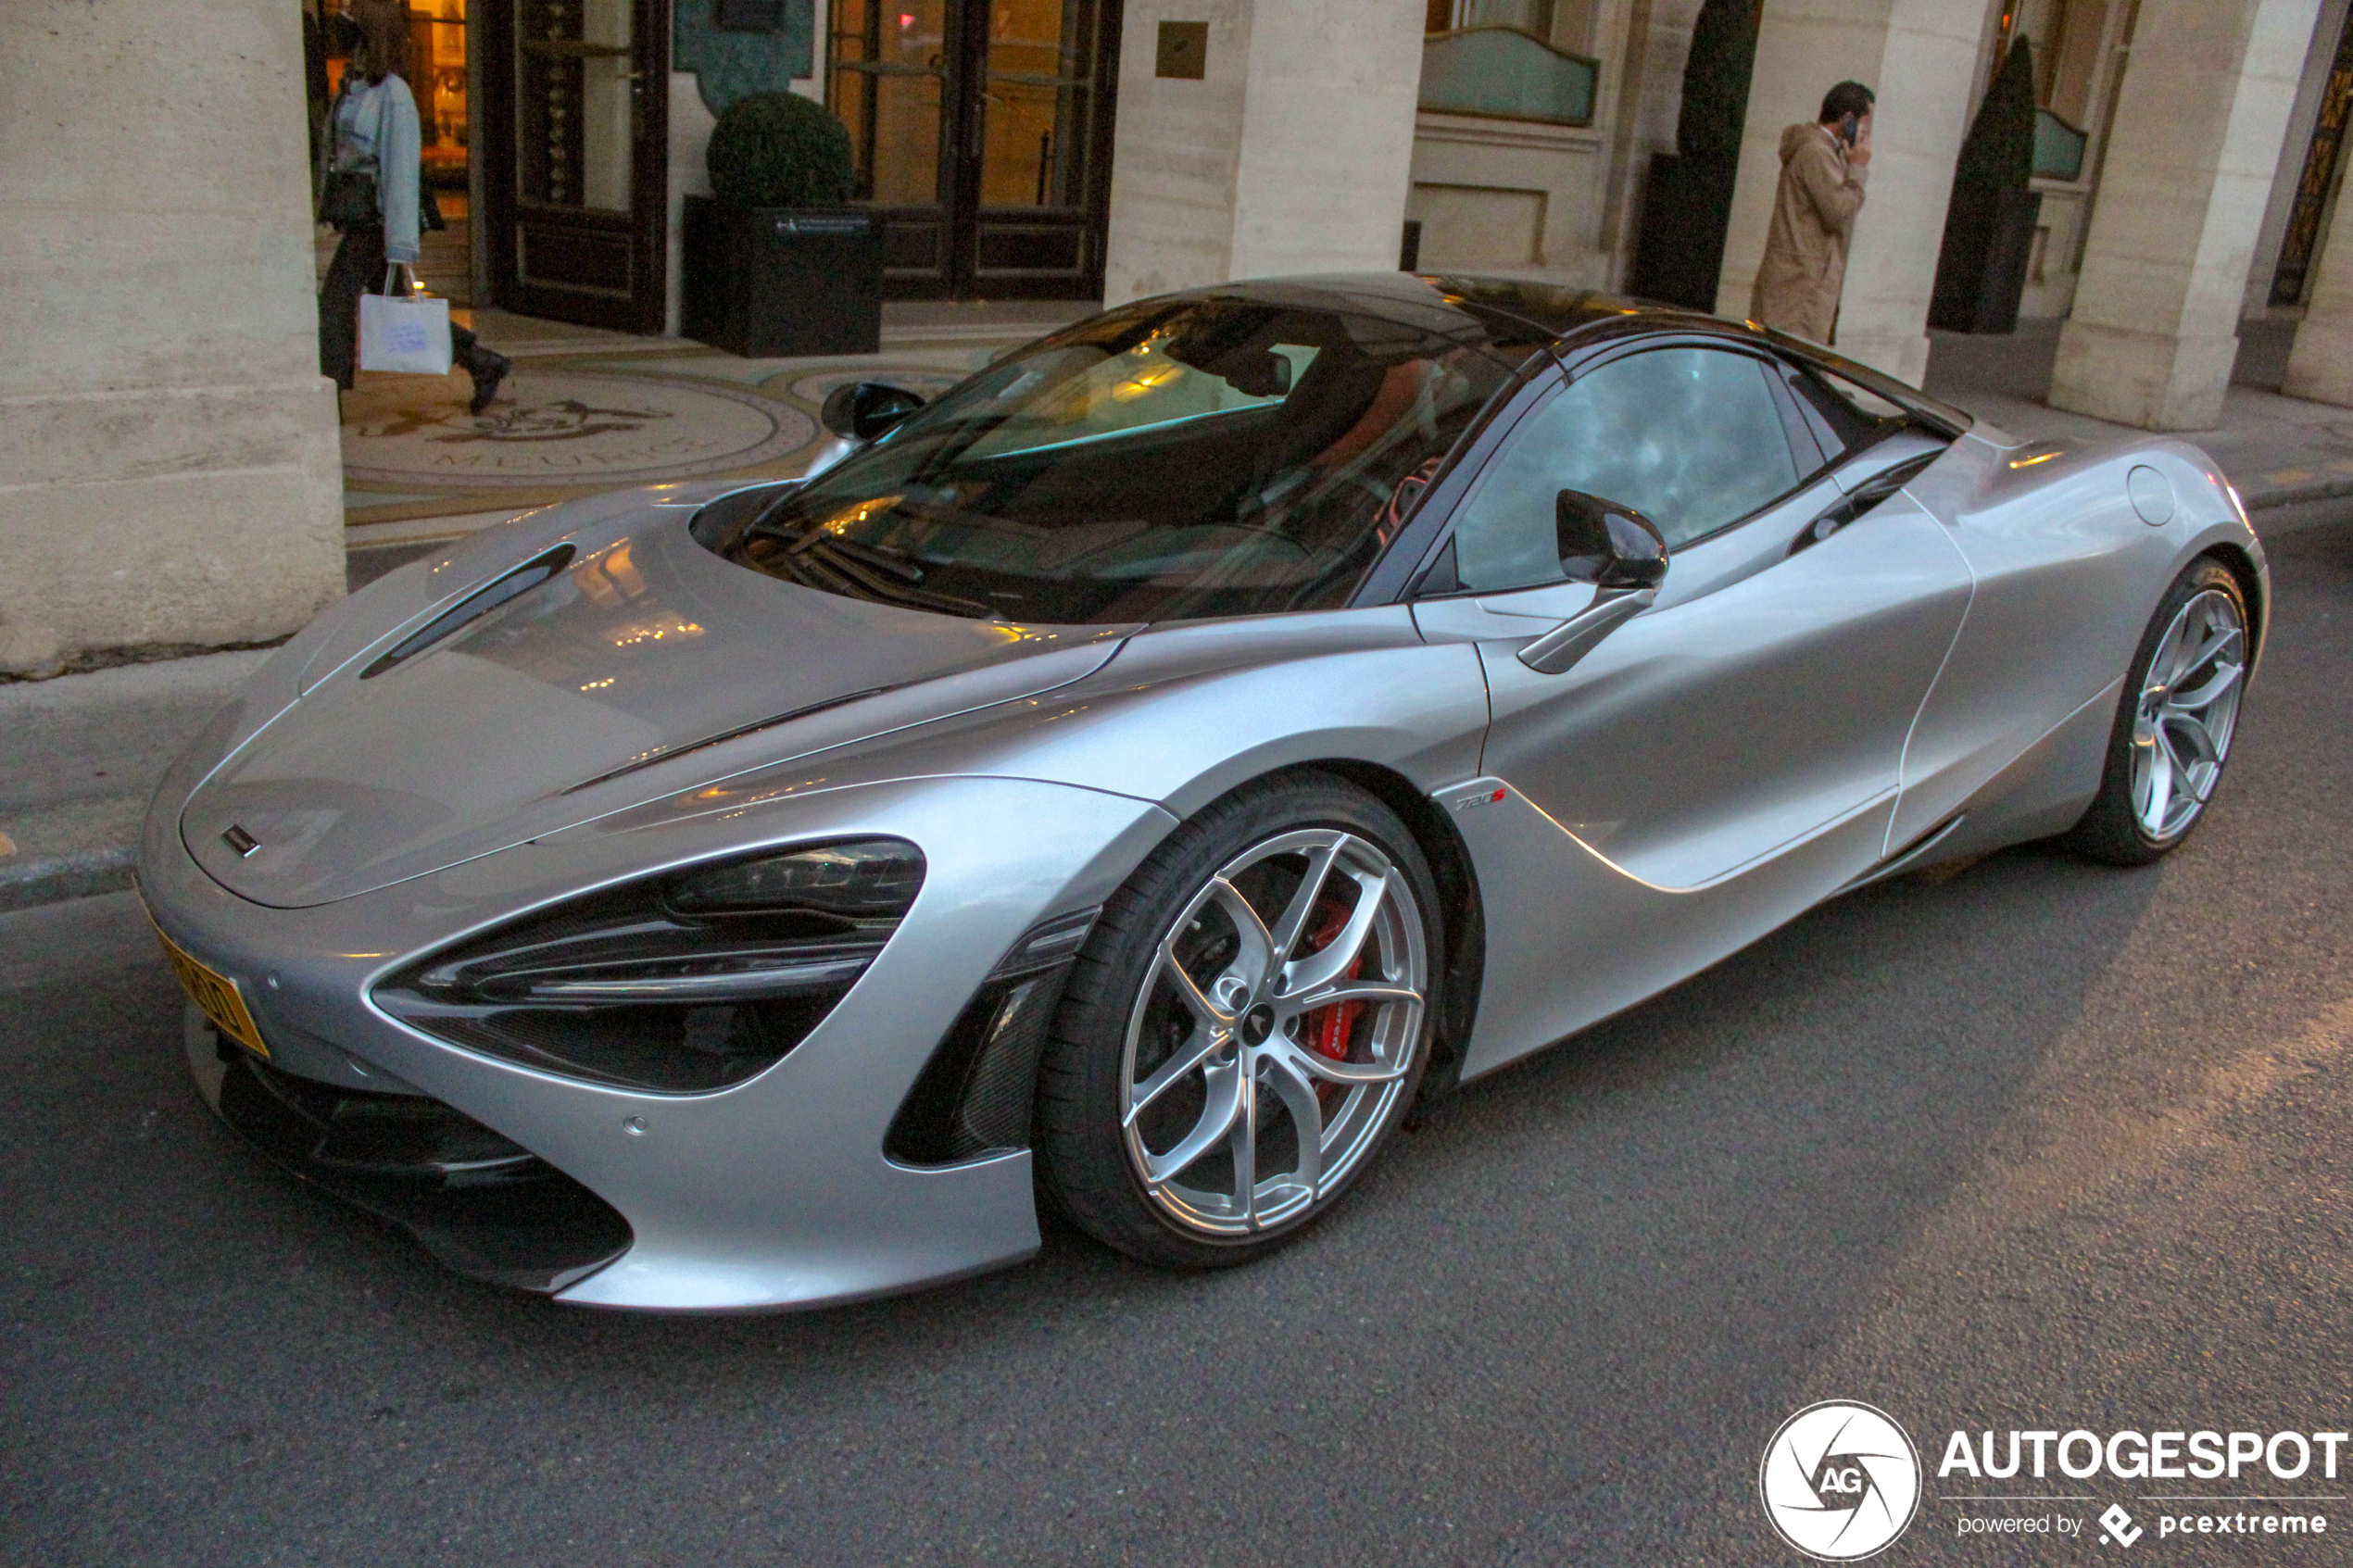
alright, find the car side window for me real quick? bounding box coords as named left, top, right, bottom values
left=1450, top=346, right=1804, bottom=591
left=1783, top=362, right=1909, bottom=459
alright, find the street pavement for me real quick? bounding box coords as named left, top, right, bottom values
left=4, top=511, right=2351, bottom=1567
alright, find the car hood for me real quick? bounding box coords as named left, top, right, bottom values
left=182, top=515, right=1129, bottom=908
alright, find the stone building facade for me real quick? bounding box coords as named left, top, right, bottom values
left=10, top=0, right=2353, bottom=671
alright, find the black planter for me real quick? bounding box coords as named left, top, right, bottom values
left=1628, top=153, right=1739, bottom=312
left=682, top=194, right=882, bottom=358
left=1929, top=185, right=2043, bottom=335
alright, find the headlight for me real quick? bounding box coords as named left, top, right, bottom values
left=376, top=838, right=925, bottom=1094
left=664, top=838, right=925, bottom=920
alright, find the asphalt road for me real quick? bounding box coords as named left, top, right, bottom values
left=6, top=513, right=2351, bottom=1567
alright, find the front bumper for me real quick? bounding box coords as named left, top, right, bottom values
left=143, top=772, right=1173, bottom=1311
left=184, top=1008, right=635, bottom=1291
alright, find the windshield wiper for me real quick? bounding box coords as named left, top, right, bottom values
left=793, top=537, right=994, bottom=619
left=793, top=533, right=927, bottom=583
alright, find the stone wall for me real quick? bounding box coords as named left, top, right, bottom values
left=0, top=0, right=345, bottom=674
left=2054, top=0, right=2322, bottom=428
left=1102, top=0, right=1427, bottom=304
left=1717, top=0, right=1986, bottom=384
left=1405, top=0, right=1703, bottom=293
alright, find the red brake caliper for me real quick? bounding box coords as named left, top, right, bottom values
left=1301, top=898, right=1366, bottom=1079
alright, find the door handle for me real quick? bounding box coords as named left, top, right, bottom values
left=1518, top=587, right=1655, bottom=675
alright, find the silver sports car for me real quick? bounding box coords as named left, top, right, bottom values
left=140, top=276, right=2264, bottom=1310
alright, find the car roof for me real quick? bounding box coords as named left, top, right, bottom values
left=1155, top=271, right=1724, bottom=353
left=1411, top=274, right=1720, bottom=339
left=1118, top=273, right=1972, bottom=434
left=1410, top=274, right=1973, bottom=434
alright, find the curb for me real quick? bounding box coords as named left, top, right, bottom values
left=0, top=847, right=135, bottom=915
left=2238, top=476, right=2353, bottom=512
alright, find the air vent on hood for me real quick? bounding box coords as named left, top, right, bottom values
left=360, top=544, right=577, bottom=681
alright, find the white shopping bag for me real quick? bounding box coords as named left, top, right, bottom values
left=359, top=292, right=454, bottom=375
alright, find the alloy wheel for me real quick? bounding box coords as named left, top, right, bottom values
left=1118, top=829, right=1428, bottom=1236
left=2131, top=586, right=2246, bottom=841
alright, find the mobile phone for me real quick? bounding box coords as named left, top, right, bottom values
left=1836, top=112, right=1859, bottom=148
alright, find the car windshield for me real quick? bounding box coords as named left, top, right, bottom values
left=721, top=298, right=1517, bottom=623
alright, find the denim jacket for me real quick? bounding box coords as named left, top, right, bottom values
left=324, top=74, right=423, bottom=263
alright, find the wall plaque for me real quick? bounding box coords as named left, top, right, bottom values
left=1155, top=20, right=1208, bottom=79
left=716, top=0, right=785, bottom=31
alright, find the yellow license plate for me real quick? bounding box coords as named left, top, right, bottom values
left=147, top=906, right=270, bottom=1059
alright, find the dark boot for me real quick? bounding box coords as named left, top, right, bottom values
left=467, top=346, right=512, bottom=415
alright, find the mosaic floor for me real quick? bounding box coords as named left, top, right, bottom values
left=339, top=319, right=1051, bottom=535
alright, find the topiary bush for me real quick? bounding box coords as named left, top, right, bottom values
left=1676, top=0, right=1755, bottom=163
left=1954, top=36, right=2037, bottom=194
left=707, top=91, right=856, bottom=209
left=1628, top=0, right=1753, bottom=309
left=1930, top=35, right=2041, bottom=332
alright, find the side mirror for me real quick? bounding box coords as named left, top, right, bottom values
left=821, top=381, right=927, bottom=442
left=1517, top=492, right=1668, bottom=676
left=1555, top=489, right=1668, bottom=590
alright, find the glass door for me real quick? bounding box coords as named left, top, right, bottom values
left=831, top=0, right=1118, bottom=298
left=484, top=0, right=669, bottom=332
left=830, top=0, right=957, bottom=288
left=969, top=0, right=1114, bottom=291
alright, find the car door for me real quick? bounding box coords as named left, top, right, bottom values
left=1412, top=341, right=1975, bottom=1071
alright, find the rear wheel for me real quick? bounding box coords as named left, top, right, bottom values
left=2066, top=558, right=2248, bottom=865
left=1035, top=774, right=1439, bottom=1269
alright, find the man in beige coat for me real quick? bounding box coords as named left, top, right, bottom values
left=1750, top=81, right=1875, bottom=344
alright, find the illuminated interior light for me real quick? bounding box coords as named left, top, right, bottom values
left=821, top=495, right=901, bottom=534
left=1110, top=364, right=1184, bottom=402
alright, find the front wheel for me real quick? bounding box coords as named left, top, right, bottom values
left=1035, top=774, right=1440, bottom=1269
left=2065, top=558, right=2249, bottom=865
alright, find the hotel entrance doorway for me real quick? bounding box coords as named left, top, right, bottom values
left=829, top=0, right=1120, bottom=299
left=478, top=0, right=671, bottom=333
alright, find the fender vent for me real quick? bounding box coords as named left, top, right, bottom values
left=885, top=908, right=1099, bottom=1165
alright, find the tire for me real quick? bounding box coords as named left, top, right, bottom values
left=1035, top=772, right=1441, bottom=1269
left=2064, top=558, right=2250, bottom=866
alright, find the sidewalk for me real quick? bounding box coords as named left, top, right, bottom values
left=341, top=299, right=1084, bottom=563
left=7, top=307, right=2352, bottom=913
left=0, top=649, right=270, bottom=910
left=1924, top=315, right=2353, bottom=511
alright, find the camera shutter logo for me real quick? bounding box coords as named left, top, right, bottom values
left=1759, top=1400, right=1923, bottom=1560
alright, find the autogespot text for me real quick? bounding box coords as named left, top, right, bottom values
left=1939, top=1427, right=2348, bottom=1481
